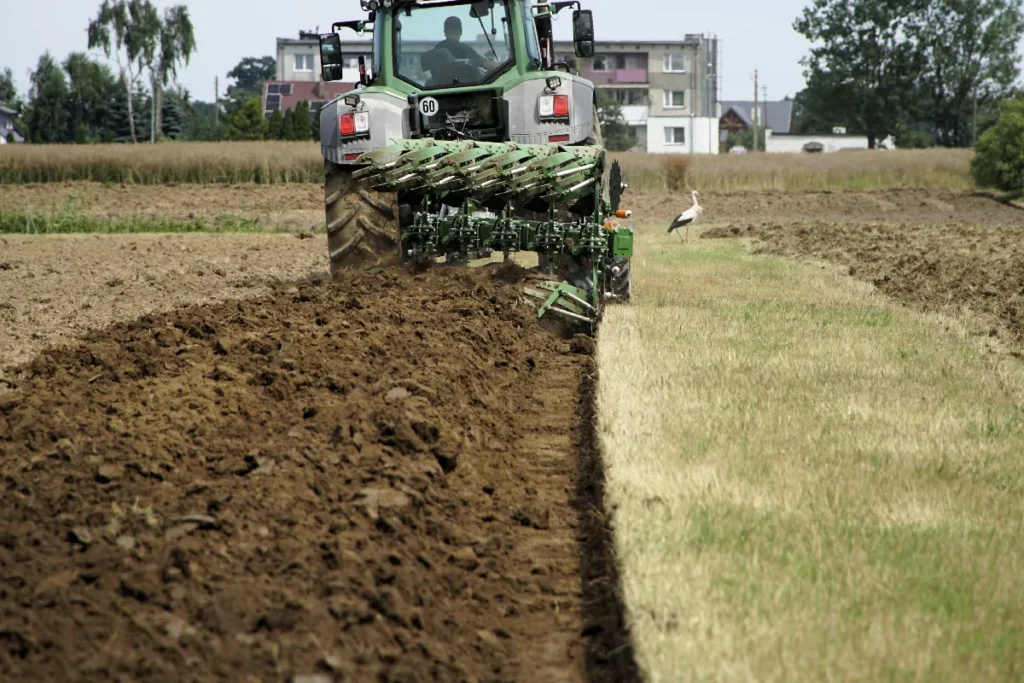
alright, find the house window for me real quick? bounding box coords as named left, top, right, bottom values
left=295, top=54, right=314, bottom=72
left=592, top=55, right=610, bottom=71
left=344, top=54, right=372, bottom=70
left=663, top=53, right=686, bottom=72
left=608, top=89, right=647, bottom=106
left=664, top=90, right=685, bottom=108
left=664, top=126, right=686, bottom=145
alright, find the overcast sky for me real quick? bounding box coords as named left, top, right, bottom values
left=1, top=0, right=812, bottom=103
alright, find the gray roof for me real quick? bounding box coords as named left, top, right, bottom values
left=0, top=105, right=16, bottom=116
left=721, top=99, right=793, bottom=133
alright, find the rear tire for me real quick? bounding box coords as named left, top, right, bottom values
left=324, top=160, right=401, bottom=274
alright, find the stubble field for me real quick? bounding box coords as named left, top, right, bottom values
left=2, top=146, right=1024, bottom=682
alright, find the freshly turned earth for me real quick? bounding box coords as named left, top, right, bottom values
left=0, top=263, right=601, bottom=682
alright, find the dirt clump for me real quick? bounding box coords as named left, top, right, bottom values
left=700, top=225, right=743, bottom=239
left=0, top=265, right=592, bottom=682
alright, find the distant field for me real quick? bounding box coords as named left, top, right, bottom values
left=0, top=141, right=974, bottom=192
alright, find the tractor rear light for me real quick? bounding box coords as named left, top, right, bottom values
left=539, top=94, right=570, bottom=120
left=340, top=111, right=370, bottom=137
left=549, top=134, right=569, bottom=142
left=340, top=113, right=355, bottom=136
left=553, top=94, right=569, bottom=117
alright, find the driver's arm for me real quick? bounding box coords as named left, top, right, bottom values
left=456, top=42, right=495, bottom=70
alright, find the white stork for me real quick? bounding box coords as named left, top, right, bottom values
left=667, top=191, right=703, bottom=241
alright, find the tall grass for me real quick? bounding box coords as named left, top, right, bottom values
left=0, top=141, right=974, bottom=191
left=612, top=147, right=974, bottom=192
left=0, top=142, right=324, bottom=184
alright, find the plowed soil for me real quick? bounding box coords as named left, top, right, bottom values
left=629, top=188, right=1022, bottom=230
left=0, top=233, right=325, bottom=380
left=697, top=192, right=1024, bottom=347
left=0, top=263, right=627, bottom=682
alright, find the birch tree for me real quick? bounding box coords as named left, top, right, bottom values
left=87, top=0, right=159, bottom=144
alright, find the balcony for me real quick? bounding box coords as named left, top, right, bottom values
left=585, top=68, right=648, bottom=85
left=620, top=106, right=649, bottom=125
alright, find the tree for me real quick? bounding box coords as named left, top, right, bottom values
left=24, top=53, right=71, bottom=143
left=106, top=78, right=151, bottom=142
left=266, top=109, right=285, bottom=140
left=161, top=88, right=186, bottom=139
left=88, top=0, right=161, bottom=144
left=913, top=0, right=1024, bottom=147
left=151, top=5, right=196, bottom=141
left=0, top=67, right=22, bottom=114
left=595, top=90, right=636, bottom=151
left=63, top=52, right=118, bottom=142
left=792, top=82, right=859, bottom=135
left=181, top=99, right=226, bottom=141
left=226, top=96, right=268, bottom=140
left=281, top=107, right=298, bottom=141
left=726, top=126, right=766, bottom=151
left=290, top=101, right=311, bottom=141
left=225, top=56, right=276, bottom=113
left=972, top=97, right=1024, bottom=190
left=310, top=101, right=323, bottom=141
left=793, top=0, right=926, bottom=148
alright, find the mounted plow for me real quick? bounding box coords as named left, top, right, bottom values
left=351, top=138, right=634, bottom=330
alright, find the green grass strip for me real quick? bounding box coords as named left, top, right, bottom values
left=0, top=210, right=295, bottom=235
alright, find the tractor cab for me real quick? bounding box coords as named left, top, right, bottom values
left=319, top=1, right=594, bottom=94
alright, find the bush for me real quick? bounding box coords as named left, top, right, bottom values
left=664, top=154, right=689, bottom=191
left=971, top=98, right=1024, bottom=191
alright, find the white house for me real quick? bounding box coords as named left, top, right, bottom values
left=765, top=130, right=896, bottom=153
left=0, top=106, right=23, bottom=143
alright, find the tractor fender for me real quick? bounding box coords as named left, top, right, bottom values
left=502, top=75, right=596, bottom=146
left=319, top=89, right=408, bottom=165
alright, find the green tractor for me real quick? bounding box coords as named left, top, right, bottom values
left=316, top=0, right=633, bottom=327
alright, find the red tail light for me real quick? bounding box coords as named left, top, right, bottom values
left=553, top=95, right=569, bottom=117
left=340, top=113, right=355, bottom=136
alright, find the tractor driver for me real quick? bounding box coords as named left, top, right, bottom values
left=421, top=16, right=499, bottom=80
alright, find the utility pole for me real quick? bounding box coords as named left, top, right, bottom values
left=214, top=76, right=219, bottom=123
left=762, top=84, right=768, bottom=150
left=752, top=69, right=758, bottom=152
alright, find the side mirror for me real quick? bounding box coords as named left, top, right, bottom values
left=469, top=0, right=492, bottom=19
left=572, top=10, right=595, bottom=58
left=319, top=32, right=345, bottom=81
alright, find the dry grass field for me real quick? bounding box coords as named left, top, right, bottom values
left=596, top=194, right=1024, bottom=682
left=2, top=146, right=1022, bottom=682
left=0, top=141, right=973, bottom=192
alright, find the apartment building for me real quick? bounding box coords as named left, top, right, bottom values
left=554, top=34, right=720, bottom=154
left=263, top=34, right=370, bottom=119
left=266, top=31, right=720, bottom=155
